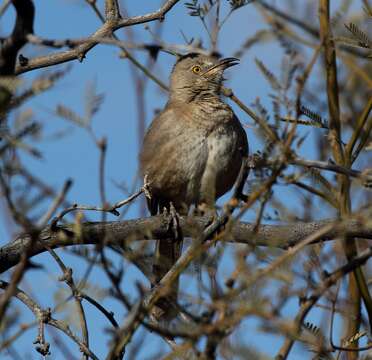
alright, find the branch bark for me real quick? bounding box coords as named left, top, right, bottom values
left=0, top=0, right=34, bottom=75
left=0, top=281, right=99, bottom=360
left=14, top=0, right=180, bottom=74
left=1, top=216, right=372, bottom=274
left=319, top=0, right=372, bottom=350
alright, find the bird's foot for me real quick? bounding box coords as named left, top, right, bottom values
left=169, top=202, right=181, bottom=240
left=161, top=202, right=182, bottom=241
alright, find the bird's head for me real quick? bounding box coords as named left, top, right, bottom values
left=169, top=53, right=239, bottom=102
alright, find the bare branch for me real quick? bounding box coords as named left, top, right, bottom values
left=50, top=186, right=145, bottom=229
left=37, top=179, right=73, bottom=227
left=1, top=216, right=372, bottom=274
left=0, top=0, right=34, bottom=75
left=14, top=0, right=180, bottom=74
left=0, top=281, right=99, bottom=360
left=275, top=245, right=372, bottom=359
left=105, top=0, right=121, bottom=21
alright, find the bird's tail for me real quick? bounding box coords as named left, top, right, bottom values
left=152, top=237, right=183, bottom=320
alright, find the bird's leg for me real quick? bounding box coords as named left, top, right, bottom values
left=151, top=202, right=184, bottom=323
left=192, top=202, right=218, bottom=290
left=233, top=156, right=250, bottom=203
left=168, top=203, right=183, bottom=281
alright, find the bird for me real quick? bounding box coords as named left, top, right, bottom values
left=140, top=53, right=249, bottom=320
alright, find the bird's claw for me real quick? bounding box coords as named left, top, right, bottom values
left=161, top=202, right=182, bottom=241
left=169, top=202, right=181, bottom=240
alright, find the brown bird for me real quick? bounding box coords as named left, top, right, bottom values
left=140, top=53, right=248, bottom=319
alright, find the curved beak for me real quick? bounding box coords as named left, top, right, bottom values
left=218, top=57, right=240, bottom=70
left=203, top=57, right=240, bottom=77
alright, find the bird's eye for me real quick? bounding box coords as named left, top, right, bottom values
left=192, top=65, right=202, bottom=74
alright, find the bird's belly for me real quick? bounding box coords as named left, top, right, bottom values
left=148, top=135, right=207, bottom=207
left=207, top=130, right=242, bottom=198
left=145, top=126, right=243, bottom=208
left=179, top=131, right=242, bottom=204
left=182, top=141, right=208, bottom=203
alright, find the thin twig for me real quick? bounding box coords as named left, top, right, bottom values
left=289, top=157, right=368, bottom=180
left=346, top=96, right=372, bottom=164
left=222, top=87, right=279, bottom=143
left=0, top=0, right=11, bottom=18
left=330, top=284, right=372, bottom=353
left=0, top=171, right=40, bottom=321
left=50, top=187, right=145, bottom=229
left=26, top=34, right=209, bottom=58
left=0, top=281, right=99, bottom=360
left=275, top=245, right=372, bottom=359
left=15, top=0, right=181, bottom=74
left=37, top=179, right=73, bottom=227
left=41, top=247, right=90, bottom=360
left=0, top=320, right=37, bottom=351
left=80, top=292, right=119, bottom=328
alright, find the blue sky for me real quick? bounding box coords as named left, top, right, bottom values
left=1, top=0, right=366, bottom=359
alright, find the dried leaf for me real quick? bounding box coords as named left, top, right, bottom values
left=228, top=0, right=254, bottom=11
left=300, top=105, right=328, bottom=129
left=344, top=22, right=371, bottom=49
left=255, top=58, right=281, bottom=91
left=84, top=80, right=104, bottom=121
left=56, top=104, right=87, bottom=128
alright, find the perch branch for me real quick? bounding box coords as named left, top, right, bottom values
left=1, top=216, right=372, bottom=274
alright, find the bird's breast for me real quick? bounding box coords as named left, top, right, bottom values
left=140, top=101, right=246, bottom=208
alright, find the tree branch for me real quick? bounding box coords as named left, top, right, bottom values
left=14, top=0, right=180, bottom=74
left=275, top=245, right=372, bottom=359
left=0, top=0, right=34, bottom=75
left=1, top=216, right=372, bottom=274
left=0, top=281, right=99, bottom=360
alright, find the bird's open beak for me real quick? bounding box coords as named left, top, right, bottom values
left=203, top=57, right=240, bottom=77
left=218, top=57, right=240, bottom=70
